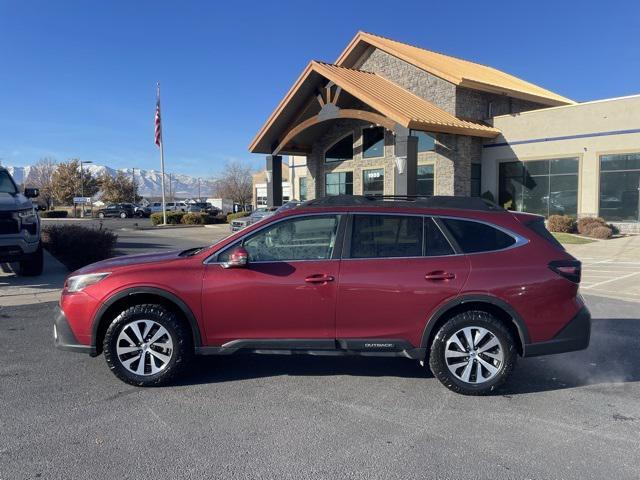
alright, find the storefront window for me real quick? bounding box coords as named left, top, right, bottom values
left=599, top=153, right=640, bottom=222
left=471, top=164, right=481, bottom=197
left=499, top=158, right=578, bottom=217
left=325, top=171, right=353, bottom=196
left=325, top=134, right=353, bottom=163
left=298, top=177, right=307, bottom=201
left=410, top=130, right=436, bottom=152
left=363, top=168, right=384, bottom=196
left=417, top=165, right=434, bottom=196
left=363, top=127, right=385, bottom=158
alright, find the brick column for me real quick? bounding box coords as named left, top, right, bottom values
left=266, top=155, right=282, bottom=207
left=394, top=135, right=418, bottom=196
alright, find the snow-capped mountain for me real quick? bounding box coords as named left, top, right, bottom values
left=5, top=164, right=218, bottom=199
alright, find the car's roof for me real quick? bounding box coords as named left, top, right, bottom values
left=301, top=195, right=503, bottom=212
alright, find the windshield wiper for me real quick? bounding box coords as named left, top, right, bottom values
left=178, top=247, right=204, bottom=257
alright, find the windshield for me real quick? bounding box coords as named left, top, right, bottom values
left=0, top=170, right=18, bottom=194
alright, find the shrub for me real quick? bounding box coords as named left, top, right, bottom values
left=577, top=217, right=606, bottom=235
left=150, top=211, right=185, bottom=225
left=181, top=212, right=217, bottom=225
left=42, top=225, right=117, bottom=271
left=586, top=225, right=613, bottom=239
left=227, top=211, right=249, bottom=223
left=547, top=215, right=576, bottom=233
left=39, top=210, right=68, bottom=218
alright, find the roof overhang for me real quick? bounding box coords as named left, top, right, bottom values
left=336, top=31, right=575, bottom=107
left=249, top=61, right=500, bottom=154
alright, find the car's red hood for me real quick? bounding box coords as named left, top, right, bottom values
left=72, top=250, right=183, bottom=275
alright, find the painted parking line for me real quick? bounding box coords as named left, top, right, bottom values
left=581, top=271, right=640, bottom=290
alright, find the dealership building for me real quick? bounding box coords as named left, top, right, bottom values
left=250, top=32, right=640, bottom=229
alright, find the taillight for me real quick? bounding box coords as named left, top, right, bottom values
left=549, top=260, right=581, bottom=283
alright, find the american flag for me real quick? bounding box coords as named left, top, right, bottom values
left=154, top=87, right=162, bottom=147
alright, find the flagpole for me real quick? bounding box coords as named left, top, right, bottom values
left=157, top=83, right=167, bottom=225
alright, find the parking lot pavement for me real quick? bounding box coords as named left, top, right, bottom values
left=0, top=293, right=638, bottom=480
left=565, top=235, right=640, bottom=303
left=0, top=251, right=67, bottom=307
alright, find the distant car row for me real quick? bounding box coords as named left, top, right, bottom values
left=230, top=201, right=302, bottom=232
left=95, top=201, right=222, bottom=219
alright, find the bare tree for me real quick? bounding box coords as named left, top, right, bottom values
left=26, top=157, right=57, bottom=209
left=100, top=171, right=141, bottom=204
left=213, top=160, right=254, bottom=207
left=51, top=159, right=99, bottom=205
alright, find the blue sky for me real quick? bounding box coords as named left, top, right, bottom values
left=1, top=0, right=638, bottom=177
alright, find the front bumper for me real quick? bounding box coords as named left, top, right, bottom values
left=524, top=306, right=591, bottom=357
left=54, top=308, right=96, bottom=355
left=0, top=235, right=39, bottom=262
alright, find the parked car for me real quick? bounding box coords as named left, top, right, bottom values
left=229, top=207, right=277, bottom=232
left=133, top=204, right=151, bottom=218
left=186, top=202, right=220, bottom=215
left=96, top=203, right=135, bottom=219
left=207, top=198, right=234, bottom=216
left=54, top=195, right=590, bottom=395
left=149, top=202, right=184, bottom=213
left=0, top=166, right=43, bottom=275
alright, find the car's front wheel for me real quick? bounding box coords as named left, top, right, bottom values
left=98, top=212, right=105, bottom=219
left=429, top=311, right=517, bottom=395
left=103, top=304, right=192, bottom=386
left=120, top=211, right=127, bottom=219
left=19, top=242, right=44, bottom=276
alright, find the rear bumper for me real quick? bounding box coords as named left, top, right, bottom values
left=54, top=308, right=96, bottom=355
left=524, top=306, right=591, bottom=357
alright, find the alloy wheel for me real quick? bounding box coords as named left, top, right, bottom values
left=444, top=326, right=504, bottom=384
left=116, top=319, right=174, bottom=376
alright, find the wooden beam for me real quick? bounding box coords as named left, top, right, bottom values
left=273, top=109, right=395, bottom=155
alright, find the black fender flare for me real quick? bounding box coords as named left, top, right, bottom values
left=420, top=294, right=530, bottom=350
left=91, top=286, right=202, bottom=350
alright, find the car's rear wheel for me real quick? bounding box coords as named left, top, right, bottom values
left=429, top=311, right=516, bottom=395
left=98, top=212, right=105, bottom=219
left=103, top=304, right=192, bottom=386
left=120, top=211, right=127, bottom=219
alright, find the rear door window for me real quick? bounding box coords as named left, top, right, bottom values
left=350, top=215, right=423, bottom=258
left=425, top=218, right=454, bottom=256
left=440, top=218, right=515, bottom=253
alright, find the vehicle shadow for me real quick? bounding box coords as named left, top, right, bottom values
left=176, top=318, right=640, bottom=395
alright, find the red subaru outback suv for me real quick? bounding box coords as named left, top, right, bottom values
left=54, top=196, right=590, bottom=395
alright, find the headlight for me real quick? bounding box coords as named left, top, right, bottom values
left=65, top=273, right=110, bottom=292
left=17, top=208, right=37, bottom=224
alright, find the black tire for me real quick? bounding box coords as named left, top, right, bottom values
left=120, top=211, right=127, bottom=219
left=428, top=311, right=517, bottom=396
left=19, top=242, right=44, bottom=276
left=98, top=212, right=105, bottom=219
left=103, top=304, right=192, bottom=387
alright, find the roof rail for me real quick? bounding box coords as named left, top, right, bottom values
left=302, top=195, right=504, bottom=212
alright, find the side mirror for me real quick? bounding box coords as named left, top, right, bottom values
left=24, top=188, right=39, bottom=198
left=222, top=246, right=249, bottom=269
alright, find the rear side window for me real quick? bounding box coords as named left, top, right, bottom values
left=440, top=218, right=515, bottom=253
left=425, top=218, right=454, bottom=256
left=351, top=215, right=423, bottom=258
left=526, top=218, right=564, bottom=250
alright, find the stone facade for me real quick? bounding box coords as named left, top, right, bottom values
left=358, top=47, right=457, bottom=113
left=302, top=46, right=547, bottom=199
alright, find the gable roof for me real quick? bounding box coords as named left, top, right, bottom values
left=313, top=62, right=499, bottom=137
left=248, top=61, right=499, bottom=153
left=336, top=32, right=574, bottom=106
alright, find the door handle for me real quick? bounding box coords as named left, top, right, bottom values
left=425, top=271, right=455, bottom=281
left=305, top=274, right=335, bottom=284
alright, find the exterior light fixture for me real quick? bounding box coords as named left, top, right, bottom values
left=265, top=170, right=273, bottom=183
left=395, top=155, right=407, bottom=175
